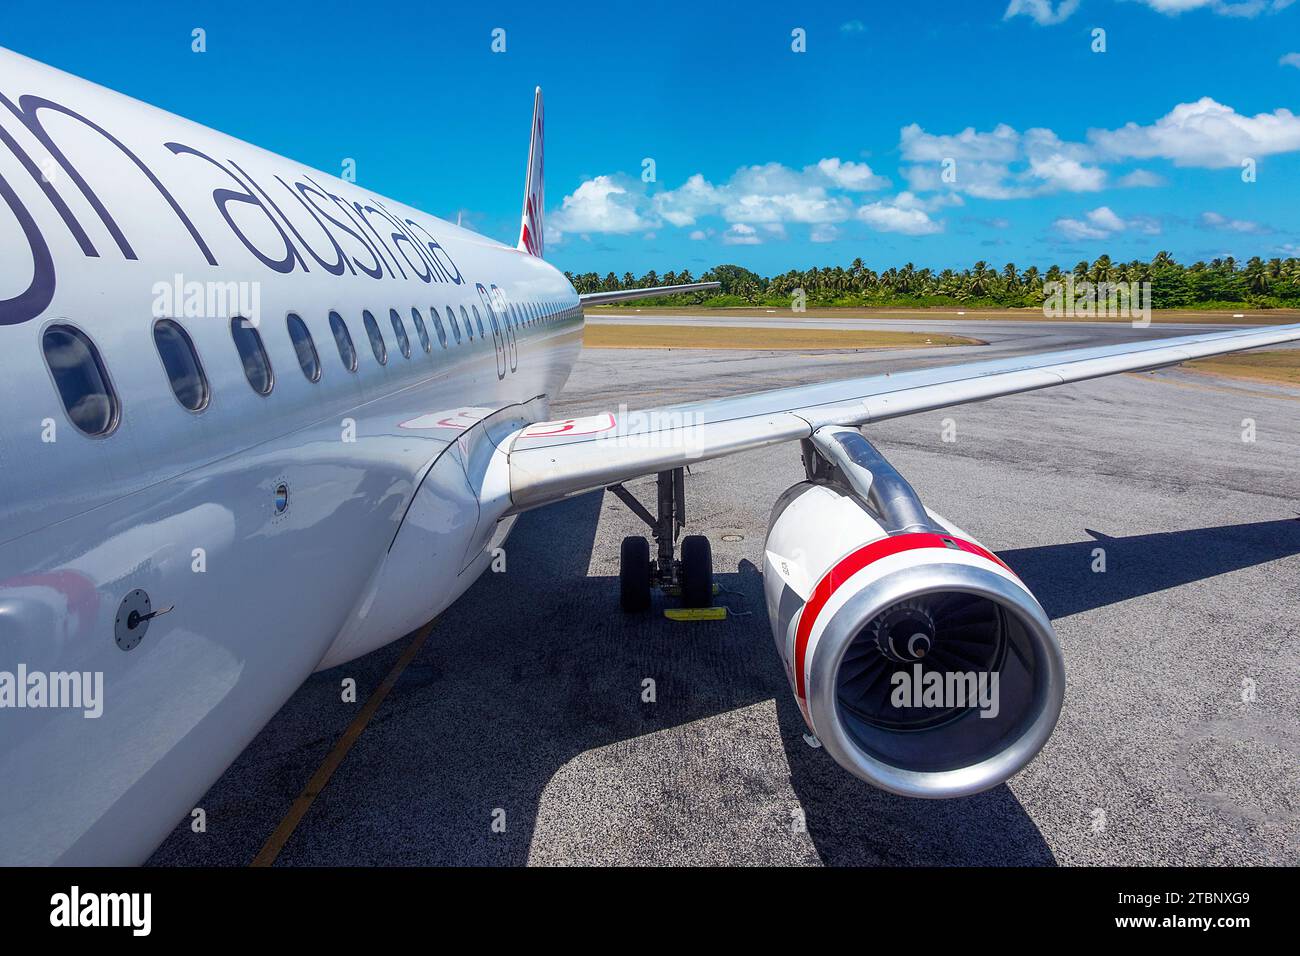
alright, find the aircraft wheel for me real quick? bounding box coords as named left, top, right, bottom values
left=680, top=535, right=713, bottom=609
left=620, top=536, right=651, bottom=613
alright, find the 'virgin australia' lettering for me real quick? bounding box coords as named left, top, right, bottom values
left=0, top=89, right=463, bottom=327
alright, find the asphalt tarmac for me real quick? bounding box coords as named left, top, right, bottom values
left=149, top=318, right=1300, bottom=866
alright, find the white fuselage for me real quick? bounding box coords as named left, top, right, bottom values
left=0, top=48, right=582, bottom=864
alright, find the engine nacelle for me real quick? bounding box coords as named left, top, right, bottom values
left=763, top=429, right=1065, bottom=798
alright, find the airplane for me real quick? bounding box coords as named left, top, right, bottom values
left=1, top=45, right=1298, bottom=866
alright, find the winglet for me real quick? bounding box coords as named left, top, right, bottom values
left=517, top=87, right=544, bottom=257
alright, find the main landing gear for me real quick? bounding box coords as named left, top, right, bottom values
left=608, top=468, right=715, bottom=614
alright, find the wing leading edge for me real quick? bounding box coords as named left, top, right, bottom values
left=507, top=322, right=1300, bottom=512
left=579, top=281, right=721, bottom=305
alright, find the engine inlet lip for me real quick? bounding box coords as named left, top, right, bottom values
left=808, top=561, right=1066, bottom=800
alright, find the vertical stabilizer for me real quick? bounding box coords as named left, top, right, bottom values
left=517, top=87, right=544, bottom=257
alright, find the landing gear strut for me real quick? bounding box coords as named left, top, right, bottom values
left=609, top=468, right=713, bottom=612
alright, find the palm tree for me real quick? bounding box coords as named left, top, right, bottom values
left=969, top=261, right=996, bottom=297
left=1089, top=255, right=1114, bottom=284
left=1243, top=257, right=1270, bottom=295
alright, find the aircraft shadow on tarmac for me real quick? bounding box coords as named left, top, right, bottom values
left=150, top=497, right=1300, bottom=867
left=1001, top=518, right=1300, bottom=621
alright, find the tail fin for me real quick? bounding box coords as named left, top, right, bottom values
left=517, top=87, right=544, bottom=257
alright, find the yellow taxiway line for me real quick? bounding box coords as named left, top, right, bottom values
left=250, top=621, right=435, bottom=867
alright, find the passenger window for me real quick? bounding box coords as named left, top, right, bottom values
left=363, top=310, right=387, bottom=365
left=287, top=313, right=321, bottom=382
left=329, top=312, right=357, bottom=371
left=43, top=324, right=119, bottom=436
left=463, top=305, right=483, bottom=339
left=445, top=306, right=462, bottom=344
left=429, top=307, right=448, bottom=348
left=231, top=317, right=274, bottom=395
left=153, top=319, right=209, bottom=412
left=410, top=308, right=431, bottom=353
left=388, top=309, right=411, bottom=358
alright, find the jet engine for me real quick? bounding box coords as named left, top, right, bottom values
left=762, top=427, right=1065, bottom=798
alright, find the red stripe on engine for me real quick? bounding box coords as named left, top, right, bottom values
left=791, top=533, right=1014, bottom=703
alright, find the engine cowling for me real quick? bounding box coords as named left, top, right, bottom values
left=763, top=430, right=1065, bottom=798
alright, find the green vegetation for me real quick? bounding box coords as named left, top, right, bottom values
left=566, top=254, right=1300, bottom=310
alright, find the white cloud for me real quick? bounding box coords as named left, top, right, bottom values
left=901, top=122, right=1021, bottom=163
left=651, top=158, right=888, bottom=228
left=1029, top=154, right=1107, bottom=191
left=721, top=183, right=852, bottom=224
left=1054, top=206, right=1161, bottom=241
left=856, top=195, right=944, bottom=235
left=1200, top=211, right=1270, bottom=233
left=551, top=154, right=897, bottom=241
left=810, top=223, right=840, bottom=242
left=1003, top=0, right=1081, bottom=24
left=1128, top=0, right=1294, bottom=17
left=688, top=229, right=709, bottom=241
left=901, top=123, right=1107, bottom=197
left=1025, top=129, right=1109, bottom=191
left=903, top=160, right=1027, bottom=199
left=900, top=122, right=1028, bottom=198
left=550, top=175, right=650, bottom=235
left=722, top=223, right=762, bottom=245
left=652, top=173, right=721, bottom=227
left=1089, top=97, right=1300, bottom=167
left=1117, top=169, right=1167, bottom=187
left=1281, top=52, right=1300, bottom=69
left=813, top=157, right=891, bottom=191
left=901, top=97, right=1300, bottom=205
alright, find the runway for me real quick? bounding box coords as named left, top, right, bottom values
left=149, top=319, right=1300, bottom=866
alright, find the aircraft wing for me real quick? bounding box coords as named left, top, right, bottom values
left=578, top=281, right=721, bottom=305
left=506, top=321, right=1300, bottom=511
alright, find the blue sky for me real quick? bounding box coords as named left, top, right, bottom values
left=3, top=0, right=1299, bottom=276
